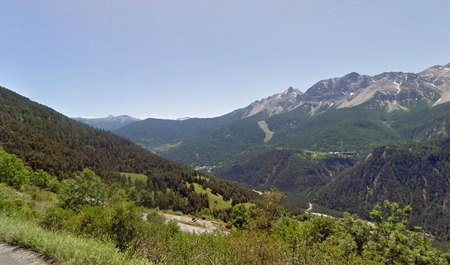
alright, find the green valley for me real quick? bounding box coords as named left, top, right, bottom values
left=1, top=146, right=449, bottom=264
left=3, top=62, right=450, bottom=264
left=111, top=63, right=450, bottom=249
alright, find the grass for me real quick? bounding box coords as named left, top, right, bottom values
left=300, top=150, right=327, bottom=159
left=1, top=160, right=157, bottom=264
left=118, top=174, right=238, bottom=212
left=192, top=183, right=232, bottom=210
left=0, top=183, right=151, bottom=265
left=0, top=183, right=57, bottom=215
left=153, top=141, right=183, bottom=153
left=0, top=213, right=151, bottom=265
left=191, top=183, right=255, bottom=210
left=120, top=172, right=148, bottom=183
left=242, top=202, right=256, bottom=209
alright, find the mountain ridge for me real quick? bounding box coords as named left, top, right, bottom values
left=0, top=85, right=257, bottom=213
left=112, top=63, right=450, bottom=235
left=236, top=62, right=450, bottom=119
left=113, top=63, right=450, bottom=167
left=4, top=62, right=450, bottom=243
left=73, top=115, right=141, bottom=131
left=317, top=138, right=450, bottom=241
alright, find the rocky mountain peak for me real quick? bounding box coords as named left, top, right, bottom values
left=297, top=73, right=375, bottom=116
left=343, top=72, right=361, bottom=81
left=418, top=63, right=450, bottom=86
left=235, top=63, right=450, bottom=120
left=283, top=86, right=299, bottom=95
left=240, top=87, right=302, bottom=119
left=301, top=64, right=450, bottom=112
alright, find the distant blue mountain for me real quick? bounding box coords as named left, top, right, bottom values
left=73, top=115, right=141, bottom=131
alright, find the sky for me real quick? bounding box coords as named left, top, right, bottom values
left=1, top=1, right=450, bottom=120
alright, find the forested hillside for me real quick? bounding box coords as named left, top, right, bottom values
left=0, top=86, right=257, bottom=213
left=217, top=149, right=356, bottom=206
left=1, top=146, right=449, bottom=264
left=318, top=138, right=450, bottom=241
left=113, top=111, right=245, bottom=151
left=2, top=85, right=450, bottom=264
left=108, top=64, right=450, bottom=243
left=115, top=64, right=450, bottom=172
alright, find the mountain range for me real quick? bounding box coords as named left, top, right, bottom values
left=2, top=68, right=449, bottom=265
left=18, top=62, right=450, bottom=241
left=73, top=115, right=141, bottom=131
left=114, top=63, right=450, bottom=165
left=112, top=62, right=450, bottom=241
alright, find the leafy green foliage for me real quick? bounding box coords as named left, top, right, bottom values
left=363, top=201, right=447, bottom=264
left=1, top=154, right=449, bottom=264
left=0, top=212, right=151, bottom=265
left=58, top=169, right=107, bottom=212
left=0, top=147, right=31, bottom=188
left=270, top=203, right=449, bottom=264
left=230, top=204, right=251, bottom=229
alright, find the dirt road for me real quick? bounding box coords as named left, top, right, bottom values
left=162, top=213, right=218, bottom=234
left=0, top=242, right=51, bottom=265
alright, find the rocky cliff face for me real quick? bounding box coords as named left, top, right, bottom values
left=236, top=63, right=450, bottom=119
left=240, top=87, right=303, bottom=119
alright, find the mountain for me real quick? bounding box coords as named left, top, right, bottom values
left=0, top=85, right=257, bottom=213
left=317, top=138, right=450, bottom=241
left=112, top=63, right=450, bottom=219
left=112, top=87, right=310, bottom=154
left=146, top=63, right=450, bottom=166
left=253, top=63, right=450, bottom=115
left=113, top=114, right=246, bottom=151
left=116, top=63, right=450, bottom=158
left=238, top=87, right=303, bottom=118
left=4, top=62, right=450, bottom=243
left=216, top=149, right=357, bottom=208
left=73, top=115, right=141, bottom=130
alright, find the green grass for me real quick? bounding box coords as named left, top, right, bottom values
left=0, top=183, right=151, bottom=265
left=120, top=172, right=148, bottom=183
left=119, top=175, right=237, bottom=212
left=153, top=141, right=183, bottom=153
left=294, top=149, right=353, bottom=162
left=192, top=183, right=232, bottom=210
left=0, top=184, right=57, bottom=215
left=294, top=149, right=330, bottom=161
left=0, top=213, right=151, bottom=265
left=242, top=202, right=256, bottom=209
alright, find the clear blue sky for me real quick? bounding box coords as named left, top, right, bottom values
left=1, top=1, right=449, bottom=119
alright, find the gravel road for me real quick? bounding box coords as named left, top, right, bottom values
left=162, top=213, right=218, bottom=234
left=0, top=242, right=52, bottom=265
